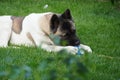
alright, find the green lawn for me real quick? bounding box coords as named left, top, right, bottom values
left=0, top=0, right=120, bottom=80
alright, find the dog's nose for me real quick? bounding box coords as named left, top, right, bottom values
left=75, top=40, right=80, bottom=44
left=75, top=40, right=80, bottom=45
left=68, top=40, right=80, bottom=46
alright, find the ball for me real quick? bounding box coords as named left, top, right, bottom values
left=75, top=46, right=84, bottom=55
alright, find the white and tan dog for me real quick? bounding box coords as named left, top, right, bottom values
left=0, top=9, right=92, bottom=54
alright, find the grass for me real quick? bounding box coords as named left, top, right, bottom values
left=0, top=0, right=120, bottom=80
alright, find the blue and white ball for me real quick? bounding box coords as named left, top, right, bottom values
left=75, top=46, right=84, bottom=55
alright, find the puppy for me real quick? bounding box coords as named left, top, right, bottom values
left=0, top=9, right=92, bottom=54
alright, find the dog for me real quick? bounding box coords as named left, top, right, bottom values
left=0, top=9, right=92, bottom=54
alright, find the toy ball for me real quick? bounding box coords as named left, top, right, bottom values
left=75, top=46, right=84, bottom=55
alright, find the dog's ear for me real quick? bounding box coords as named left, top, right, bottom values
left=61, top=9, right=72, bottom=19
left=50, top=14, right=59, bottom=33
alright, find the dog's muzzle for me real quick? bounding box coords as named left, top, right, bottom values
left=68, top=38, right=80, bottom=46
left=60, top=34, right=80, bottom=46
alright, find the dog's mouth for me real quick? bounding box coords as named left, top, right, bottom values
left=66, top=39, right=80, bottom=46
left=68, top=40, right=80, bottom=46
left=60, top=36, right=80, bottom=46
left=49, top=33, right=80, bottom=46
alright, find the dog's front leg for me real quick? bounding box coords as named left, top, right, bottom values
left=80, top=44, right=92, bottom=53
left=30, top=33, right=78, bottom=54
left=41, top=43, right=78, bottom=54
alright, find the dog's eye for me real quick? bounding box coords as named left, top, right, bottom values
left=72, top=29, right=76, bottom=34
left=64, top=33, right=69, bottom=36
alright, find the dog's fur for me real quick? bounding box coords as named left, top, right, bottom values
left=0, top=9, right=92, bottom=54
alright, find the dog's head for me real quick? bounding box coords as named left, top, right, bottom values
left=50, top=9, right=80, bottom=46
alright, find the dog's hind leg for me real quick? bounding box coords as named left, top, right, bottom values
left=0, top=30, right=11, bottom=47
left=0, top=16, right=12, bottom=47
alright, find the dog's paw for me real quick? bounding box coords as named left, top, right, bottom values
left=65, top=46, right=78, bottom=54
left=80, top=44, right=92, bottom=53
left=84, top=46, right=92, bottom=53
